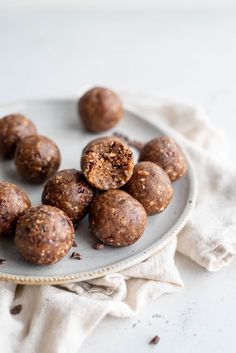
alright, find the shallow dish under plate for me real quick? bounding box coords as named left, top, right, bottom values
left=0, top=98, right=197, bottom=285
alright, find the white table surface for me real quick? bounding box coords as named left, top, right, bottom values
left=0, top=8, right=236, bottom=353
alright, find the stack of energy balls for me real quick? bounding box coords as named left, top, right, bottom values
left=0, top=87, right=187, bottom=266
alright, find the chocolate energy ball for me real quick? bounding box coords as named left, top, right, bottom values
left=89, top=190, right=147, bottom=247
left=15, top=135, right=61, bottom=184
left=0, top=181, right=31, bottom=237
left=42, top=169, right=95, bottom=224
left=124, top=161, right=173, bottom=215
left=139, top=136, right=188, bottom=181
left=15, top=205, right=74, bottom=265
left=81, top=136, right=134, bottom=190
left=0, top=114, right=37, bottom=159
left=78, top=87, right=123, bottom=132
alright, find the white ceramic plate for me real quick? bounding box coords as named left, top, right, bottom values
left=0, top=99, right=197, bottom=285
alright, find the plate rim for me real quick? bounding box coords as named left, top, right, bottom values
left=0, top=98, right=197, bottom=285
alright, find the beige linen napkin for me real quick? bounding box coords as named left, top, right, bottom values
left=0, top=92, right=236, bottom=353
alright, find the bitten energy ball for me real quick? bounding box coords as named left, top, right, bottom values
left=89, top=190, right=147, bottom=247
left=81, top=136, right=134, bottom=190
left=124, top=161, right=173, bottom=215
left=42, top=169, right=95, bottom=224
left=15, top=205, right=74, bottom=265
left=0, top=114, right=37, bottom=159
left=78, top=87, right=123, bottom=132
left=15, top=135, right=61, bottom=184
left=139, top=136, right=188, bottom=181
left=0, top=181, right=31, bottom=237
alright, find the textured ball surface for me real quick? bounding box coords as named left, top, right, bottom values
left=79, top=87, right=123, bottom=132
left=42, top=169, right=95, bottom=224
left=81, top=136, right=134, bottom=190
left=89, top=190, right=147, bottom=247
left=0, top=114, right=37, bottom=159
left=125, top=161, right=173, bottom=215
left=0, top=181, right=31, bottom=236
left=15, top=205, right=74, bottom=265
left=139, top=136, right=188, bottom=181
left=15, top=135, right=61, bottom=183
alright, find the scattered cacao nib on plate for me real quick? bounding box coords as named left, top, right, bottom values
left=93, top=242, right=105, bottom=250
left=113, top=132, right=144, bottom=151
left=149, top=335, right=160, bottom=345
left=70, top=252, right=82, bottom=260
left=10, top=304, right=22, bottom=315
left=72, top=240, right=78, bottom=247
left=73, top=222, right=79, bottom=230
left=0, top=259, right=6, bottom=265
left=129, top=140, right=144, bottom=151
